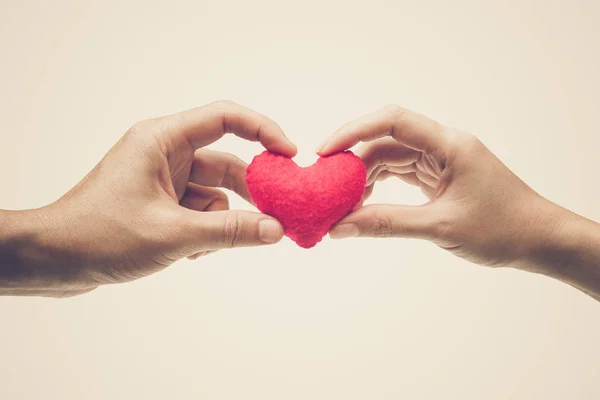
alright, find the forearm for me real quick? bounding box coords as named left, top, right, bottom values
left=0, top=208, right=76, bottom=294
left=0, top=210, right=39, bottom=289
left=522, top=203, right=600, bottom=301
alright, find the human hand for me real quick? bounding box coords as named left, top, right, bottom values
left=5, top=101, right=296, bottom=297
left=319, top=105, right=565, bottom=269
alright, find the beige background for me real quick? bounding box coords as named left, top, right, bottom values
left=1, top=0, right=599, bottom=399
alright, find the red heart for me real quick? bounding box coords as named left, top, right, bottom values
left=246, top=150, right=367, bottom=248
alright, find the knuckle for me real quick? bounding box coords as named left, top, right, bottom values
left=127, top=119, right=155, bottom=136
left=215, top=189, right=229, bottom=202
left=449, top=129, right=481, bottom=152
left=461, top=130, right=479, bottom=143
left=428, top=209, right=456, bottom=240
left=383, top=105, right=409, bottom=139
left=431, top=219, right=453, bottom=240
left=213, top=191, right=230, bottom=208
left=224, top=152, right=243, bottom=167
left=374, top=147, right=386, bottom=167
left=369, top=211, right=395, bottom=238
left=221, top=158, right=240, bottom=190
left=360, top=143, right=379, bottom=164
left=126, top=119, right=167, bottom=149
left=383, top=104, right=406, bottom=118
left=222, top=211, right=245, bottom=248
left=209, top=100, right=236, bottom=110
left=206, top=101, right=239, bottom=133
left=459, top=131, right=479, bottom=146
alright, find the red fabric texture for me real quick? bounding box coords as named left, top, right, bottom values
left=246, top=150, right=367, bottom=248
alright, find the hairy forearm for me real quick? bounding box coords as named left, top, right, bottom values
left=522, top=203, right=600, bottom=301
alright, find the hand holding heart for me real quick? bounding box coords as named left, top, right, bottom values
left=317, top=105, right=563, bottom=270
left=5, top=101, right=298, bottom=296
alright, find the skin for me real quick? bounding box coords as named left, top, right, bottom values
left=2, top=102, right=599, bottom=301
left=0, top=101, right=297, bottom=297
left=321, top=105, right=600, bottom=302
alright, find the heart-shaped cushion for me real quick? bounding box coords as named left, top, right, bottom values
left=246, top=150, right=367, bottom=248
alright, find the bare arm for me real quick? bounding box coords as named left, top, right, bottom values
left=526, top=207, right=600, bottom=301
left=1, top=101, right=296, bottom=297
left=320, top=105, right=600, bottom=302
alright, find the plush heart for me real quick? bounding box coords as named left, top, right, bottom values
left=246, top=150, right=367, bottom=248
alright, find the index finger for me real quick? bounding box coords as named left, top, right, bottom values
left=190, top=149, right=253, bottom=204
left=157, top=100, right=297, bottom=157
left=317, top=105, right=447, bottom=156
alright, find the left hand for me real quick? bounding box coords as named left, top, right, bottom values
left=318, top=105, right=564, bottom=270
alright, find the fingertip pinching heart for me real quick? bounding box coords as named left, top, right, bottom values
left=246, top=150, right=367, bottom=248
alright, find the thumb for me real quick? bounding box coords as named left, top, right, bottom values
left=180, top=209, right=285, bottom=252
left=329, top=204, right=439, bottom=240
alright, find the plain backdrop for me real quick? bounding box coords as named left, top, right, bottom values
left=1, top=0, right=599, bottom=399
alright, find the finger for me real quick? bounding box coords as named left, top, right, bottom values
left=355, top=183, right=375, bottom=209
left=180, top=185, right=228, bottom=260
left=367, top=164, right=416, bottom=186
left=178, top=209, right=284, bottom=253
left=367, top=165, right=385, bottom=186
left=415, top=168, right=439, bottom=188
left=190, top=149, right=252, bottom=203
left=157, top=100, right=297, bottom=156
left=357, top=137, right=420, bottom=175
left=375, top=170, right=400, bottom=182
left=420, top=183, right=435, bottom=199
left=367, top=169, right=397, bottom=186
left=390, top=171, right=436, bottom=199
left=395, top=172, right=421, bottom=187
left=318, top=105, right=447, bottom=156
left=359, top=170, right=432, bottom=207
left=417, top=153, right=443, bottom=178
left=180, top=183, right=229, bottom=212
left=329, top=204, right=438, bottom=240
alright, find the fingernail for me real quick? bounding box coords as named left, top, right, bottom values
left=329, top=223, right=359, bottom=239
left=259, top=219, right=283, bottom=243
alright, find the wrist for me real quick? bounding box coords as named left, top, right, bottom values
left=519, top=198, right=600, bottom=296
left=0, top=206, right=82, bottom=291
left=516, top=198, right=571, bottom=275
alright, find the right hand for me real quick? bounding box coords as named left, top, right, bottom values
left=3, top=101, right=296, bottom=297
left=319, top=105, right=566, bottom=269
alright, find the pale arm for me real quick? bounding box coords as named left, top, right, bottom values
left=321, top=105, right=600, bottom=302
left=525, top=206, right=600, bottom=301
